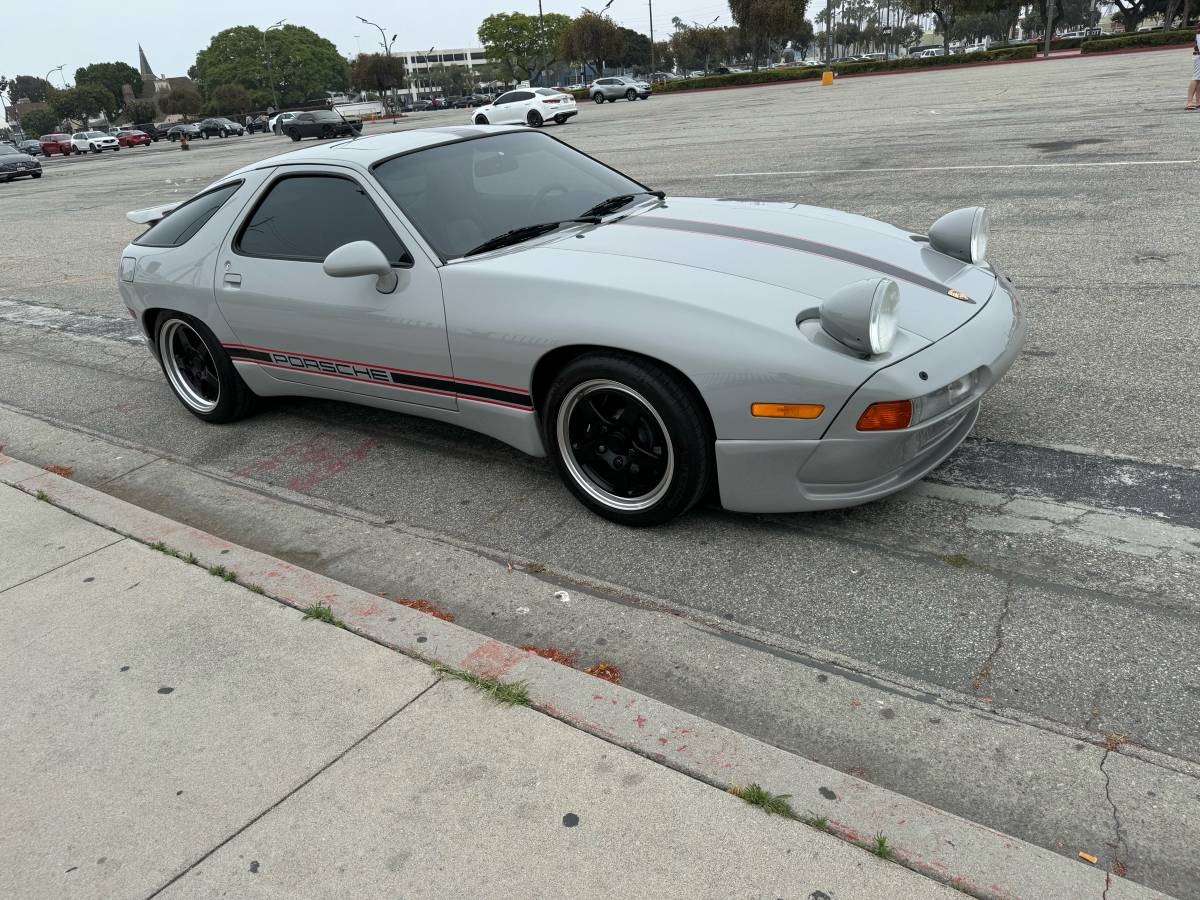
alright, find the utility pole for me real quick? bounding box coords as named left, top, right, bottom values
left=261, top=19, right=286, bottom=113
left=649, top=0, right=655, bottom=78
left=826, top=0, right=833, bottom=63
left=537, top=0, right=546, bottom=87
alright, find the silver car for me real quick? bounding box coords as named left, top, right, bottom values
left=118, top=126, right=1023, bottom=525
left=590, top=76, right=652, bottom=103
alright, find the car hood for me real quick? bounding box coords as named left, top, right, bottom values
left=549, top=197, right=997, bottom=341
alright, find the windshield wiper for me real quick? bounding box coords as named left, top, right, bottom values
left=463, top=217, right=600, bottom=257
left=578, top=190, right=665, bottom=219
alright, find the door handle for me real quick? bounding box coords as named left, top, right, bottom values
left=223, top=273, right=242, bottom=287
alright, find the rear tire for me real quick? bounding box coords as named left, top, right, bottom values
left=155, top=313, right=256, bottom=424
left=542, top=352, right=713, bottom=526
left=593, top=92, right=605, bottom=103
left=527, top=110, right=543, bottom=127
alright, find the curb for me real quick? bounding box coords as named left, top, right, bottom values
left=1, top=452, right=1167, bottom=900
left=646, top=42, right=1189, bottom=99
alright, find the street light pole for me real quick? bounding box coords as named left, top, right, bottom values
left=649, top=0, right=655, bottom=79
left=261, top=19, right=286, bottom=113
left=357, top=15, right=400, bottom=119
left=537, top=0, right=546, bottom=87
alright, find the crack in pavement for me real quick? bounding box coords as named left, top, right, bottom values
left=1099, top=748, right=1129, bottom=899
left=971, top=581, right=1014, bottom=696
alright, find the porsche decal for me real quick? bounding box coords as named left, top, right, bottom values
left=224, top=344, right=534, bottom=409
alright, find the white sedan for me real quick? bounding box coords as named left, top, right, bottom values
left=71, top=130, right=120, bottom=153
left=469, top=88, right=577, bottom=127
left=268, top=112, right=298, bottom=134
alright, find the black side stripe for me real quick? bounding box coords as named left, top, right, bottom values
left=622, top=216, right=957, bottom=296
left=226, top=346, right=272, bottom=362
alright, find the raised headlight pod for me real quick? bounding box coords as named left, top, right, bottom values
left=820, top=277, right=900, bottom=356
left=928, top=206, right=989, bottom=264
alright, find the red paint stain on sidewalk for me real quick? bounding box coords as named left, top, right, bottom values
left=43, top=465, right=74, bottom=477
left=397, top=598, right=456, bottom=621
left=461, top=639, right=526, bottom=678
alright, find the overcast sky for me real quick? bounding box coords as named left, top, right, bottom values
left=5, top=0, right=733, bottom=87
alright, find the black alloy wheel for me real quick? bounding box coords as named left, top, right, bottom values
left=527, top=110, right=543, bottom=127
left=544, top=352, right=713, bottom=525
left=156, top=314, right=256, bottom=423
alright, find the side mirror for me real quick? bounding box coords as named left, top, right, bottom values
left=322, top=241, right=398, bottom=294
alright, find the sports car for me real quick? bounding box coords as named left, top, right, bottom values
left=118, top=126, right=1024, bottom=525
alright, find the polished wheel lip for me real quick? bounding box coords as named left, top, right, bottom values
left=159, top=320, right=220, bottom=414
left=557, top=379, right=674, bottom=513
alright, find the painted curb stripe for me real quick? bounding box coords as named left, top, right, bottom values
left=622, top=216, right=957, bottom=296
left=223, top=343, right=533, bottom=409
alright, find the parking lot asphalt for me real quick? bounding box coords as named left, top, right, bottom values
left=2, top=50, right=1199, bottom=894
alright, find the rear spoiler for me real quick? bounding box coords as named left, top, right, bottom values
left=126, top=201, right=182, bottom=227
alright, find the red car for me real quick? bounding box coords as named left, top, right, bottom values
left=39, top=133, right=74, bottom=157
left=115, top=130, right=152, bottom=148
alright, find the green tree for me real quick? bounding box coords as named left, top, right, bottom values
left=7, top=75, right=51, bottom=103
left=49, top=84, right=114, bottom=125
left=560, top=11, right=625, bottom=78
left=350, top=53, right=407, bottom=93
left=616, top=26, right=653, bottom=70
left=479, top=11, right=573, bottom=83
left=898, top=0, right=977, bottom=53
left=190, top=24, right=349, bottom=107
left=159, top=87, right=203, bottom=118
left=209, top=83, right=253, bottom=116
left=74, top=61, right=143, bottom=115
left=18, top=108, right=62, bottom=137
left=125, top=98, right=160, bottom=124
left=728, top=0, right=810, bottom=67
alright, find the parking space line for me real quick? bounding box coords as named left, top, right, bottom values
left=706, top=159, right=1196, bottom=177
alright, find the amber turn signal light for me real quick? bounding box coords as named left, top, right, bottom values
left=751, top=403, right=825, bottom=419
left=856, top=400, right=912, bottom=431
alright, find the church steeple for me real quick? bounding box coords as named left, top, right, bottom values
left=138, top=45, right=154, bottom=78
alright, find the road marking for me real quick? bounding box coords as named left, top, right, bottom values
left=705, top=159, right=1197, bottom=177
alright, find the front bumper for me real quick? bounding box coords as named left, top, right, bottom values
left=715, top=276, right=1025, bottom=513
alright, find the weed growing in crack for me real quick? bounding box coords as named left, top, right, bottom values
left=208, top=564, right=227, bottom=578
left=301, top=603, right=344, bottom=628
left=221, top=570, right=238, bottom=583
left=183, top=552, right=197, bottom=565
left=872, top=832, right=893, bottom=859
left=247, top=584, right=265, bottom=595
left=939, top=553, right=974, bottom=568
left=809, top=814, right=829, bottom=831
left=730, top=784, right=795, bottom=817
left=434, top=664, right=529, bottom=706
left=35, top=489, right=50, bottom=502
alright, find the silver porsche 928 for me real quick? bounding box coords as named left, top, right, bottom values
left=119, top=125, right=1024, bottom=525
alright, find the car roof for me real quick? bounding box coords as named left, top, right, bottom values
left=229, top=125, right=526, bottom=175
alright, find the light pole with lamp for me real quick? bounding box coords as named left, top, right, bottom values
left=261, top=19, right=286, bottom=114
left=45, top=65, right=66, bottom=88
left=692, top=16, right=719, bottom=73
left=356, top=15, right=400, bottom=117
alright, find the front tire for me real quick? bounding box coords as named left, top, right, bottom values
left=625, top=89, right=637, bottom=100
left=156, top=314, right=255, bottom=423
left=475, top=114, right=489, bottom=125
left=287, top=129, right=301, bottom=142
left=543, top=352, right=713, bottom=526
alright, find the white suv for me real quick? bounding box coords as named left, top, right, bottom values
left=72, top=131, right=120, bottom=153
left=589, top=77, right=652, bottom=103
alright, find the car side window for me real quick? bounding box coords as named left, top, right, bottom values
left=511, top=91, right=534, bottom=102
left=494, top=92, right=517, bottom=105
left=236, top=175, right=411, bottom=266
left=135, top=182, right=243, bottom=248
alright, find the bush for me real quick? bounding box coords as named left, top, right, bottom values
left=1080, top=29, right=1195, bottom=53
left=590, top=44, right=1039, bottom=97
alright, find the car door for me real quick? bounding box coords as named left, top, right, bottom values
left=489, top=92, right=518, bottom=123
left=213, top=166, right=457, bottom=411
left=71, top=132, right=85, bottom=152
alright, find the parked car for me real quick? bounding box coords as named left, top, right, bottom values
left=471, top=88, right=577, bottom=126
left=0, top=143, right=43, bottom=181
left=245, top=115, right=269, bottom=133
left=198, top=117, right=245, bottom=138
left=116, top=130, right=152, bottom=148
left=16, top=139, right=42, bottom=156
left=269, top=112, right=298, bottom=134
left=589, top=76, right=652, bottom=102
left=131, top=122, right=168, bottom=141
left=282, top=110, right=363, bottom=141
left=118, top=126, right=1023, bottom=525
left=39, top=133, right=74, bottom=156
left=72, top=130, right=121, bottom=153
left=167, top=123, right=202, bottom=142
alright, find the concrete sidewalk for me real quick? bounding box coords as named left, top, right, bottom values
left=0, top=480, right=956, bottom=899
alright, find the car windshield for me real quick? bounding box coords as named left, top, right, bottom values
left=0, top=146, right=20, bottom=156
left=534, top=88, right=560, bottom=96
left=85, top=131, right=106, bottom=138
left=373, top=132, right=644, bottom=260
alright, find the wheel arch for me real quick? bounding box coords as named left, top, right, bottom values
left=529, top=344, right=716, bottom=443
